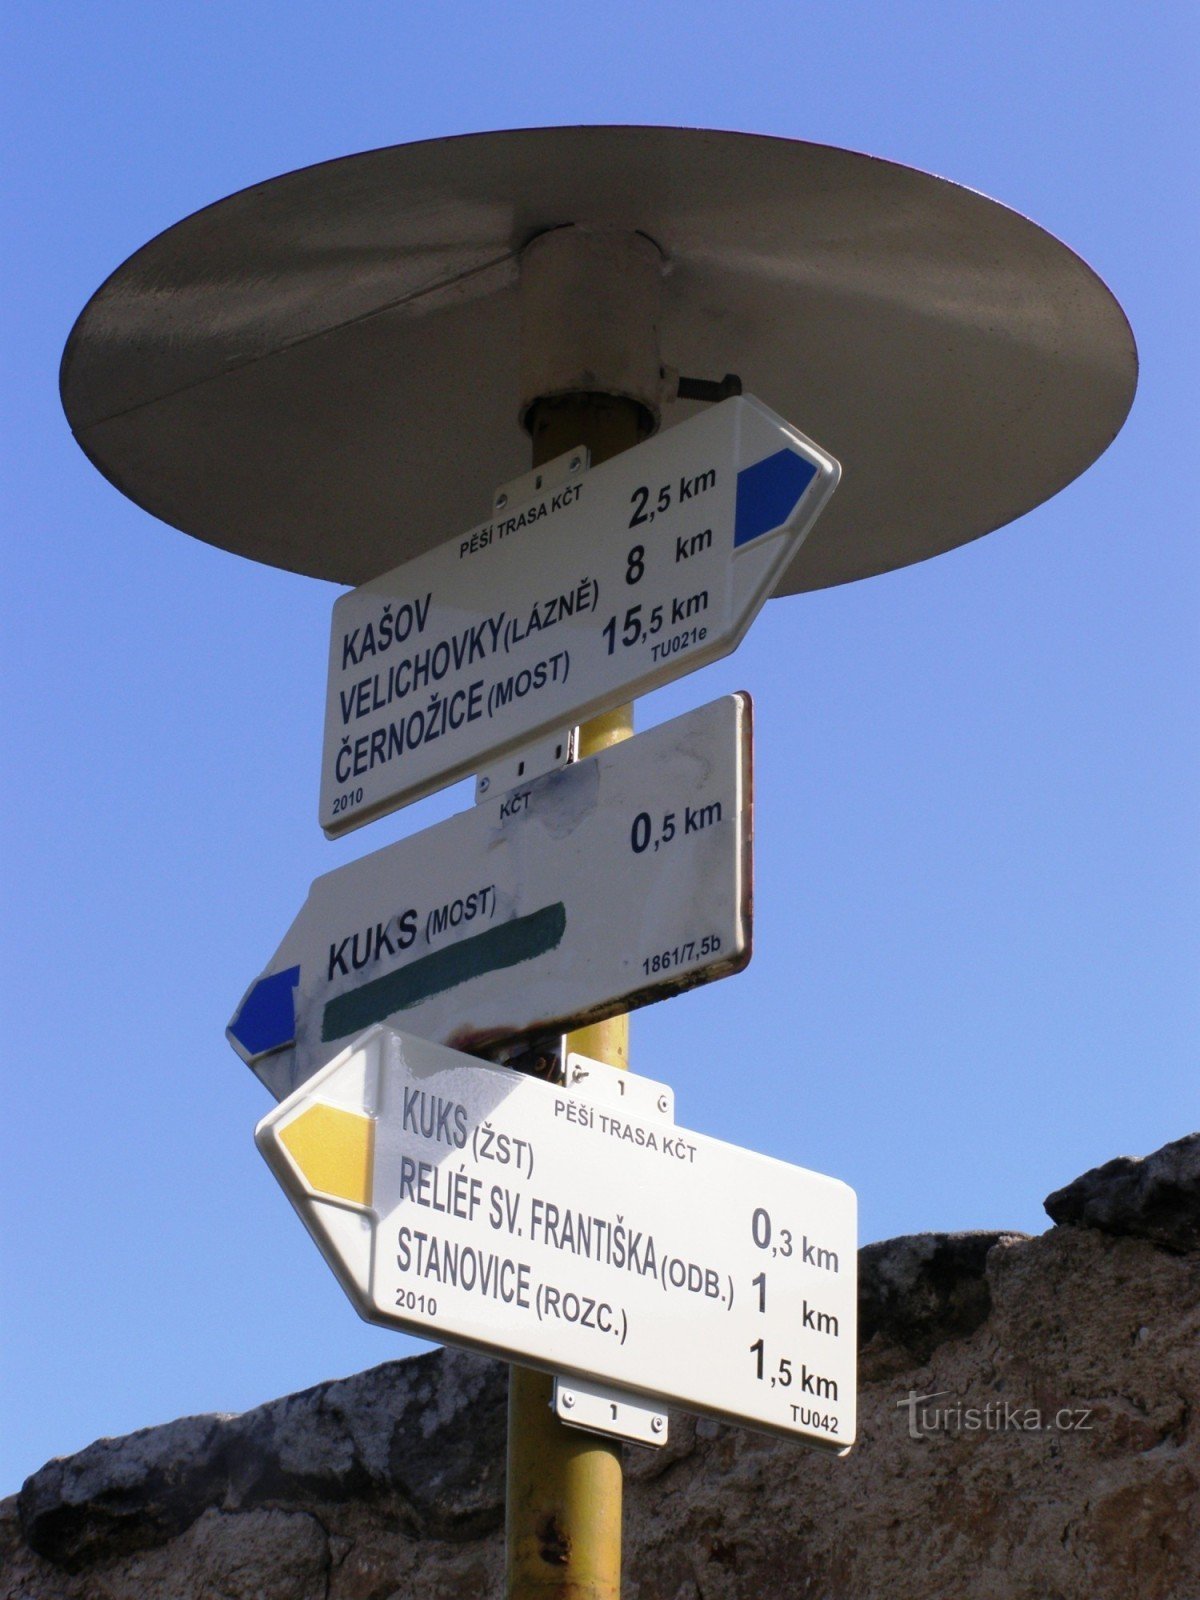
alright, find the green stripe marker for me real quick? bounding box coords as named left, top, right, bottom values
left=322, top=902, right=567, bottom=1043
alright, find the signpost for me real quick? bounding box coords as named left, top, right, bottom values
left=232, top=695, right=752, bottom=1102
left=63, top=126, right=1137, bottom=1600
left=320, top=395, right=837, bottom=834
left=257, top=1024, right=858, bottom=1451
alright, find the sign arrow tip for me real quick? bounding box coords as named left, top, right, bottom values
left=734, top=448, right=819, bottom=548
left=228, top=966, right=301, bottom=1062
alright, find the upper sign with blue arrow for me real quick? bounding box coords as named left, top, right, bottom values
left=320, top=395, right=838, bottom=835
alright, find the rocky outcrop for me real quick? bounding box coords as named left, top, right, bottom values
left=11, top=1350, right=507, bottom=1577
left=3, top=1136, right=1197, bottom=1600
left=1044, top=1132, right=1200, bottom=1254
left=857, top=1228, right=1025, bottom=1363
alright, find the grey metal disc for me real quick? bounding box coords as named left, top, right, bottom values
left=61, top=126, right=1137, bottom=594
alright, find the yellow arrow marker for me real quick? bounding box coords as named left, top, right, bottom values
left=278, top=1102, right=375, bottom=1208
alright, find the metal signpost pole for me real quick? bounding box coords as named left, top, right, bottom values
left=506, top=236, right=655, bottom=1596
left=504, top=707, right=632, bottom=1593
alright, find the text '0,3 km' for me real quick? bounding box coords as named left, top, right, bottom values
left=320, top=394, right=838, bottom=834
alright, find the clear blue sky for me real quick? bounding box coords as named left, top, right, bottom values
left=2, top=2, right=1196, bottom=1493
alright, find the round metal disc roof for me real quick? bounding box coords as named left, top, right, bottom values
left=61, top=126, right=1136, bottom=594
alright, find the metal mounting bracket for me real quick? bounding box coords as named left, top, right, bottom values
left=474, top=728, right=576, bottom=803
left=564, top=1051, right=675, bottom=1124
left=551, top=1052, right=675, bottom=1445
left=554, top=1377, right=668, bottom=1447
left=492, top=443, right=590, bottom=514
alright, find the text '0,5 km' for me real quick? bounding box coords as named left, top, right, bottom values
left=231, top=695, right=751, bottom=1104
left=320, top=394, right=838, bottom=834
left=256, top=1026, right=858, bottom=1451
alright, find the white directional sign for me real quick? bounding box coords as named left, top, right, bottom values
left=321, top=394, right=838, bottom=834
left=232, top=695, right=751, bottom=1103
left=257, top=1025, right=858, bottom=1451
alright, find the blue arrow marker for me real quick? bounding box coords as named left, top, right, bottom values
left=734, top=449, right=818, bottom=547
left=228, top=965, right=301, bottom=1061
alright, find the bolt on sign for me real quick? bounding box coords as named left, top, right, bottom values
left=320, top=394, right=838, bottom=834
left=231, top=695, right=752, bottom=1103
left=257, top=1025, right=858, bottom=1451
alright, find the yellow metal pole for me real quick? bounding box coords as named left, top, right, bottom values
left=504, top=392, right=650, bottom=1600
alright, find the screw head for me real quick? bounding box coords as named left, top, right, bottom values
left=479, top=776, right=490, bottom=792
left=657, top=1093, right=669, bottom=1113
left=561, top=1392, right=575, bottom=1409
left=495, top=491, right=508, bottom=509
left=651, top=1415, right=665, bottom=1433
left=569, top=455, right=582, bottom=472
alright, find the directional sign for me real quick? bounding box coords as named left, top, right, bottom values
left=321, top=394, right=838, bottom=834
left=232, top=695, right=751, bottom=1102
left=257, top=1025, right=858, bottom=1451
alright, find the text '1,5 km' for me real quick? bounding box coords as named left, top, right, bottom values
left=256, top=1025, right=858, bottom=1450
left=320, top=394, right=838, bottom=834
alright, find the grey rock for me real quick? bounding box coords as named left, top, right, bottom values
left=14, top=1413, right=230, bottom=1574
left=858, top=1229, right=1029, bottom=1361
left=17, top=1345, right=506, bottom=1573
left=1044, top=1131, right=1200, bottom=1252
left=6, top=1133, right=1199, bottom=1600
left=9, top=1229, right=1031, bottom=1575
